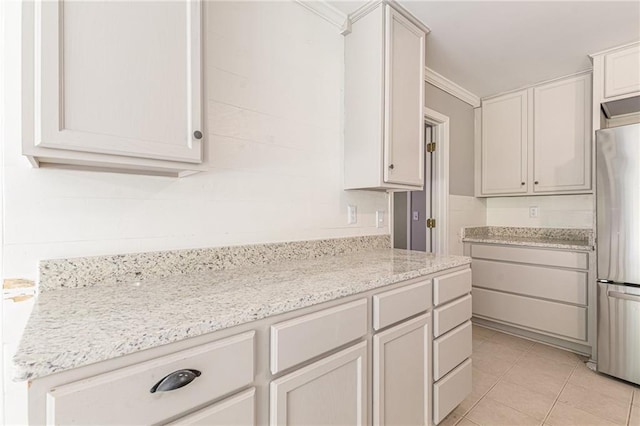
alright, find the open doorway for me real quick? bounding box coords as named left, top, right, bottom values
left=392, top=108, right=449, bottom=254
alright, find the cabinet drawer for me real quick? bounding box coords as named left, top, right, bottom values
left=473, top=259, right=587, bottom=305
left=433, top=269, right=471, bottom=305
left=167, top=388, right=255, bottom=425
left=471, top=244, right=588, bottom=269
left=373, top=280, right=431, bottom=330
left=433, top=321, right=472, bottom=381
left=270, top=299, right=367, bottom=374
left=434, top=295, right=472, bottom=337
left=46, top=331, right=255, bottom=426
left=473, top=288, right=587, bottom=341
left=433, top=358, right=472, bottom=425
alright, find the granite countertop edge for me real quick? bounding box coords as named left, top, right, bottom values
left=461, top=236, right=594, bottom=251
left=13, top=249, right=471, bottom=382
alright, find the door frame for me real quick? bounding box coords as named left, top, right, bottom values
left=424, top=107, right=449, bottom=255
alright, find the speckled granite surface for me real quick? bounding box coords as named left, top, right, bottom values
left=14, top=248, right=470, bottom=381
left=39, top=235, right=391, bottom=292
left=462, top=226, right=594, bottom=251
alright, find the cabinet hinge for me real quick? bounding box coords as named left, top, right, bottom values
left=426, top=142, right=436, bottom=153
left=426, top=218, right=436, bottom=228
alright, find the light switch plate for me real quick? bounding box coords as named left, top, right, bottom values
left=376, top=210, right=384, bottom=228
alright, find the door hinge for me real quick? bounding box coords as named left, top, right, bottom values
left=426, top=142, right=436, bottom=153
left=426, top=218, right=436, bottom=228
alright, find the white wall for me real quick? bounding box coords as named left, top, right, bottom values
left=486, top=194, right=594, bottom=228
left=449, top=195, right=487, bottom=255
left=2, top=1, right=389, bottom=283
left=2, top=3, right=390, bottom=423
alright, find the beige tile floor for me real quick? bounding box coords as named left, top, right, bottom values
left=440, top=324, right=640, bottom=426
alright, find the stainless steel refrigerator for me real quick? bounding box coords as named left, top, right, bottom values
left=596, top=122, right=640, bottom=385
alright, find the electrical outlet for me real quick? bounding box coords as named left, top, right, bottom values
left=529, top=206, right=539, bottom=218
left=376, top=210, right=385, bottom=228
left=347, top=205, right=357, bottom=224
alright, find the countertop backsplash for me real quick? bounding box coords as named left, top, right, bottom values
left=38, top=235, right=391, bottom=292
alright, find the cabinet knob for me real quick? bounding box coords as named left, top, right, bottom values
left=193, top=130, right=203, bottom=140
left=389, top=164, right=394, bottom=170
left=150, top=369, right=201, bottom=393
left=521, top=182, right=525, bottom=186
left=534, top=181, right=539, bottom=185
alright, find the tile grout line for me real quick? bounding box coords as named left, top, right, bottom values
left=451, top=331, right=502, bottom=425
left=457, top=335, right=537, bottom=425
left=627, top=389, right=635, bottom=426
left=540, top=360, right=581, bottom=425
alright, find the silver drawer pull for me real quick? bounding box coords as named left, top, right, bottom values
left=150, top=369, right=201, bottom=393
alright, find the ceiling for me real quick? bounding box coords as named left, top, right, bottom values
left=329, top=1, right=640, bottom=99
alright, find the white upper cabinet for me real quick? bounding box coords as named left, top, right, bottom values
left=591, top=42, right=640, bottom=129
left=533, top=74, right=591, bottom=193
left=383, top=8, right=425, bottom=187
left=603, top=43, right=640, bottom=99
left=478, top=72, right=592, bottom=197
left=344, top=3, right=427, bottom=191
left=22, top=0, right=205, bottom=176
left=480, top=90, right=528, bottom=195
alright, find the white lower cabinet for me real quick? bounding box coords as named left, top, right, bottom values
left=44, top=332, right=255, bottom=425
left=467, top=242, right=593, bottom=355
left=269, top=342, right=367, bottom=426
left=433, top=321, right=472, bottom=381
left=29, top=267, right=474, bottom=426
left=433, top=359, right=472, bottom=425
left=373, top=314, right=430, bottom=426
left=431, top=269, right=473, bottom=424
left=167, top=388, right=256, bottom=426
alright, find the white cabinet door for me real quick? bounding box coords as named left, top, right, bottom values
left=383, top=6, right=425, bottom=187
left=534, top=74, right=591, bottom=192
left=481, top=90, right=528, bottom=195
left=604, top=44, right=640, bottom=99
left=167, top=388, right=255, bottom=426
left=270, top=342, right=367, bottom=426
left=373, top=314, right=430, bottom=426
left=35, top=0, right=202, bottom=164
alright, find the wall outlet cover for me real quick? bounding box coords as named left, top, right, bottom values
left=529, top=206, right=539, bottom=218
left=347, top=205, right=357, bottom=224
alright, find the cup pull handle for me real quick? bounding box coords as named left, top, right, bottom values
left=150, top=369, right=201, bottom=393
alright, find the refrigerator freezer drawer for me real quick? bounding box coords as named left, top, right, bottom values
left=597, top=282, right=640, bottom=385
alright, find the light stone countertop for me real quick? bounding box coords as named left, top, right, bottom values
left=13, top=248, right=470, bottom=381
left=462, top=226, right=594, bottom=251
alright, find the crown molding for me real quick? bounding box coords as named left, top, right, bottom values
left=349, top=0, right=430, bottom=34
left=293, top=0, right=351, bottom=34
left=425, top=67, right=480, bottom=108
left=296, top=0, right=431, bottom=36
left=589, top=40, right=640, bottom=59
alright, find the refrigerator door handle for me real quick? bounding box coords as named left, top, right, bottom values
left=607, top=290, right=640, bottom=302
